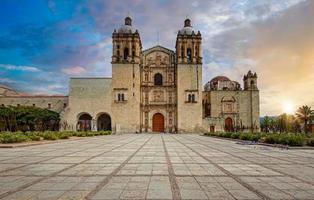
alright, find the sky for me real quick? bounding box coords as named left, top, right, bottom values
left=0, top=0, right=313, bottom=116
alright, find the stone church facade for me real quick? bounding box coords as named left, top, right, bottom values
left=0, top=16, right=260, bottom=133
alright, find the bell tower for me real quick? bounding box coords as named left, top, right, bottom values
left=111, top=16, right=142, bottom=133
left=112, top=17, right=141, bottom=64
left=176, top=18, right=203, bottom=132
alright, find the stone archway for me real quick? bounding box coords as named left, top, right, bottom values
left=97, top=113, right=111, bottom=131
left=225, top=117, right=233, bottom=132
left=77, top=113, right=92, bottom=131
left=152, top=113, right=164, bottom=132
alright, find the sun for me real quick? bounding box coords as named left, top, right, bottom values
left=282, top=101, right=295, bottom=114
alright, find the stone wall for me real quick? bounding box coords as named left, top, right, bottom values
left=60, top=78, right=112, bottom=131
left=111, top=63, right=141, bottom=133
left=177, top=64, right=203, bottom=132
left=203, top=90, right=260, bottom=132
left=0, top=96, right=68, bottom=113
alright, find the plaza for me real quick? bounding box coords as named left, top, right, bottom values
left=0, top=134, right=313, bottom=199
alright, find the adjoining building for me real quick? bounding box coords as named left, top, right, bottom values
left=0, top=16, right=260, bottom=133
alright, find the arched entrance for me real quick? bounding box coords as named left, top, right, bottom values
left=97, top=113, right=111, bottom=131
left=152, top=113, right=164, bottom=132
left=78, top=113, right=92, bottom=131
left=225, top=117, right=233, bottom=132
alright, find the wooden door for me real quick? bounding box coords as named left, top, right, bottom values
left=152, top=113, right=164, bottom=132
left=224, top=117, right=233, bottom=132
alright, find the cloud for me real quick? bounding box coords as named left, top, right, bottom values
left=61, top=66, right=87, bottom=75
left=0, top=64, right=40, bottom=72
left=0, top=0, right=313, bottom=116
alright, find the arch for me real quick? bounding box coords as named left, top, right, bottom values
left=152, top=113, right=164, bottom=132
left=77, top=113, right=92, bottom=131
left=154, top=73, right=163, bottom=86
left=97, top=113, right=111, bottom=131
left=187, top=48, right=192, bottom=62
left=224, top=117, right=233, bottom=132
left=123, top=48, right=129, bottom=60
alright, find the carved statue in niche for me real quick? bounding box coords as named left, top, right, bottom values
left=153, top=90, right=164, bottom=102
left=162, top=56, right=168, bottom=64
left=155, top=55, right=161, bottom=66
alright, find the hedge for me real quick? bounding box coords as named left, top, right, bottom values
left=204, top=132, right=310, bottom=147
left=0, top=131, right=112, bottom=143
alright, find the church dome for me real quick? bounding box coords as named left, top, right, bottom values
left=210, top=76, right=231, bottom=83
left=118, top=16, right=136, bottom=34
left=179, top=19, right=195, bottom=35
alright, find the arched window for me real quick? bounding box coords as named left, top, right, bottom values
left=187, top=48, right=192, bottom=62
left=188, top=94, right=192, bottom=102
left=123, top=48, right=129, bottom=60
left=250, top=80, right=255, bottom=85
left=191, top=94, right=195, bottom=102
left=181, top=46, right=184, bottom=59
left=154, top=73, right=162, bottom=86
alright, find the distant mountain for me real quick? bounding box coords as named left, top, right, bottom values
left=260, top=116, right=276, bottom=124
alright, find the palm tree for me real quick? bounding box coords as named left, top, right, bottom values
left=295, top=105, right=312, bottom=134
left=262, top=116, right=271, bottom=133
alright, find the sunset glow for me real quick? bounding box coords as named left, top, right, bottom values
left=0, top=0, right=313, bottom=116
left=282, top=101, right=295, bottom=114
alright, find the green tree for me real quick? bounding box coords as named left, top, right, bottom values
left=0, top=106, right=60, bottom=132
left=295, top=105, right=312, bottom=134
left=262, top=116, right=271, bottom=133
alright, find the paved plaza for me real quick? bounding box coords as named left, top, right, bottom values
left=0, top=134, right=314, bottom=200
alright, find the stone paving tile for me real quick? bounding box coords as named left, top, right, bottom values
left=0, top=134, right=314, bottom=200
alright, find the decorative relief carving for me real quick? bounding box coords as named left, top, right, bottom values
left=153, top=90, right=164, bottom=102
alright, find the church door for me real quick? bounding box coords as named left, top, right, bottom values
left=152, top=113, right=164, bottom=132
left=224, top=117, right=233, bottom=132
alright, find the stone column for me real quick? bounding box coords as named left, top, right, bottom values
left=91, top=119, right=97, bottom=131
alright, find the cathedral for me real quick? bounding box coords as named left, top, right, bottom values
left=0, top=16, right=260, bottom=133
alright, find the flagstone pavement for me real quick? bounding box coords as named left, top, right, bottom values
left=0, top=134, right=314, bottom=200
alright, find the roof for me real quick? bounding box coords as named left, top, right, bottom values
left=142, top=45, right=175, bottom=54
left=210, top=76, right=231, bottom=83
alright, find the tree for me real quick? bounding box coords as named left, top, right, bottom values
left=295, top=105, right=312, bottom=134
left=0, top=106, right=60, bottom=132
left=261, top=116, right=271, bottom=133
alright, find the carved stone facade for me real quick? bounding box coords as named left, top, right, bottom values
left=141, top=46, right=176, bottom=133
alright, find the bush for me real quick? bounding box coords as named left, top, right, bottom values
left=239, top=133, right=251, bottom=140
left=41, top=133, right=58, bottom=140
left=231, top=132, right=240, bottom=139
left=0, top=130, right=110, bottom=144
left=279, top=135, right=304, bottom=146
left=248, top=133, right=262, bottom=142
left=307, top=138, right=314, bottom=146
left=0, top=133, right=30, bottom=143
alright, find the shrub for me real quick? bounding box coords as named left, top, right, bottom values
left=248, top=133, right=262, bottom=142
left=221, top=132, right=232, bottom=138
left=239, top=133, right=251, bottom=140
left=42, top=133, right=58, bottom=140
left=0, top=133, right=30, bottom=143
left=307, top=138, right=314, bottom=146
left=264, top=134, right=279, bottom=144
left=278, top=135, right=304, bottom=146
left=231, top=132, right=240, bottom=139
left=58, top=133, right=69, bottom=139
